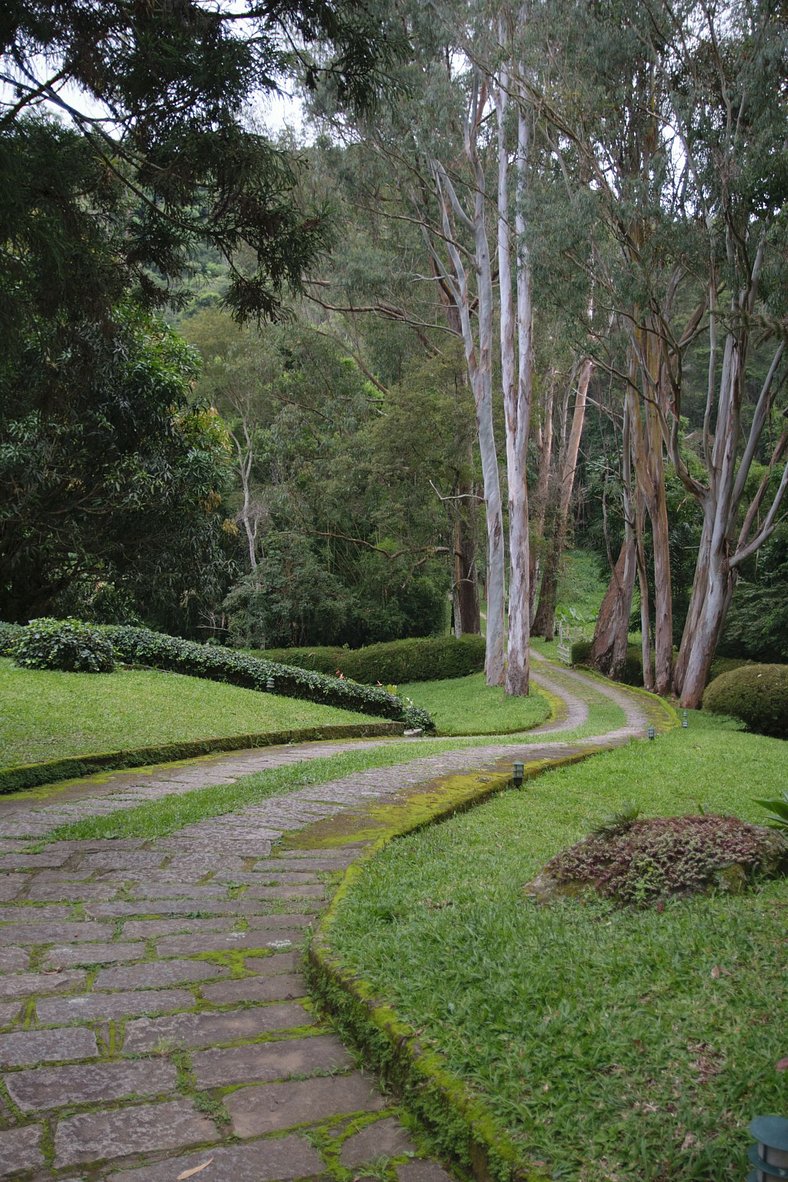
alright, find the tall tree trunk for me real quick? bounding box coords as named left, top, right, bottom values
left=452, top=474, right=481, bottom=636
left=529, top=368, right=556, bottom=619
left=497, top=63, right=532, bottom=696
left=590, top=398, right=636, bottom=678
left=533, top=357, right=591, bottom=638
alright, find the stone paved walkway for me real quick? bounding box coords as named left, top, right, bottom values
left=0, top=660, right=650, bottom=1181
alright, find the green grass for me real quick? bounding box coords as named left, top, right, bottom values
left=400, top=673, right=552, bottom=735
left=0, top=658, right=372, bottom=768
left=325, top=712, right=787, bottom=1181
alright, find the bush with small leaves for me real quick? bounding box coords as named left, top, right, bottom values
left=104, top=625, right=435, bottom=732
left=0, top=622, right=23, bottom=656
left=526, top=814, right=786, bottom=907
left=12, top=618, right=115, bottom=673
left=257, top=635, right=486, bottom=684
left=703, top=663, right=788, bottom=739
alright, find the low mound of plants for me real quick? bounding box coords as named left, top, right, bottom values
left=12, top=617, right=115, bottom=673
left=252, top=634, right=486, bottom=684
left=526, top=812, right=786, bottom=907
left=0, top=622, right=23, bottom=655
left=703, top=663, right=788, bottom=739
left=103, top=624, right=434, bottom=732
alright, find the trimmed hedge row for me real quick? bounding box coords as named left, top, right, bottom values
left=253, top=634, right=486, bottom=685
left=104, top=625, right=435, bottom=733
left=12, top=617, right=115, bottom=673
left=703, top=663, right=788, bottom=740
left=0, top=722, right=405, bottom=796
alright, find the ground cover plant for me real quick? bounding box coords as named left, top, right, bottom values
left=400, top=672, right=552, bottom=735
left=323, top=711, right=787, bottom=1181
left=0, top=659, right=375, bottom=769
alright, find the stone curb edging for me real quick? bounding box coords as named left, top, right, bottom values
left=0, top=722, right=406, bottom=795
left=306, top=747, right=616, bottom=1182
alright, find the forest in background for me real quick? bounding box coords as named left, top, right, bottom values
left=1, top=0, right=785, bottom=707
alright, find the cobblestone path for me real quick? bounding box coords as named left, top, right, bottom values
left=0, top=661, right=650, bottom=1180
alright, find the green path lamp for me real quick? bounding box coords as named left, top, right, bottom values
left=512, top=761, right=524, bottom=788
left=748, top=1115, right=788, bottom=1181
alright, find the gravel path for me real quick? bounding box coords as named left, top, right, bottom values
left=0, top=658, right=652, bottom=1180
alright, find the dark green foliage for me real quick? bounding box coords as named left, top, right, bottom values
left=12, top=617, right=115, bottom=673
left=720, top=528, right=788, bottom=663
left=105, top=624, right=434, bottom=732
left=0, top=622, right=22, bottom=655
left=257, top=635, right=486, bottom=684
left=703, top=664, right=788, bottom=740
left=542, top=815, right=786, bottom=906
left=0, top=311, right=234, bottom=630
left=1, top=5, right=403, bottom=326
left=0, top=721, right=403, bottom=796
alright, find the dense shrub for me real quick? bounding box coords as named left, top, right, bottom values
left=0, top=622, right=23, bottom=656
left=255, top=635, right=486, bottom=685
left=529, top=814, right=786, bottom=906
left=703, top=664, right=788, bottom=739
left=105, top=625, right=434, bottom=732
left=12, top=618, right=115, bottom=673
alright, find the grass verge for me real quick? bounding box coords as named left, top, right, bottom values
left=320, top=711, right=787, bottom=1182
left=400, top=673, right=552, bottom=735
left=0, top=659, right=374, bottom=770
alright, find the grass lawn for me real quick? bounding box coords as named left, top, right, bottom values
left=400, top=672, right=552, bottom=735
left=325, top=711, right=787, bottom=1181
left=0, top=658, right=373, bottom=769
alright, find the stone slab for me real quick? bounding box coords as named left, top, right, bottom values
left=0, top=876, right=26, bottom=902
left=0, top=920, right=111, bottom=945
left=200, top=974, right=304, bottom=1006
left=0, top=852, right=71, bottom=869
left=226, top=1072, right=385, bottom=1137
left=43, top=942, right=147, bottom=969
left=94, top=959, right=224, bottom=990
left=124, top=1003, right=314, bottom=1052
left=108, top=1132, right=323, bottom=1182
left=76, top=852, right=168, bottom=870
left=157, top=929, right=305, bottom=957
left=0, top=1001, right=21, bottom=1027
left=0, top=905, right=73, bottom=923
left=340, top=1117, right=417, bottom=1167
left=0, top=947, right=30, bottom=972
left=121, top=918, right=233, bottom=939
left=245, top=952, right=301, bottom=975
left=0, top=1124, right=44, bottom=1173
left=0, top=1025, right=98, bottom=1067
left=245, top=883, right=326, bottom=899
left=7, top=1057, right=178, bottom=1112
left=193, top=1033, right=352, bottom=1088
left=0, top=969, right=86, bottom=999
left=54, top=1098, right=218, bottom=1168
left=24, top=879, right=121, bottom=902
left=37, top=987, right=193, bottom=1024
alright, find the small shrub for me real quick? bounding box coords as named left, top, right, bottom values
left=104, top=624, right=434, bottom=732
left=527, top=814, right=786, bottom=907
left=12, top=618, right=115, bottom=673
left=570, top=638, right=592, bottom=666
left=703, top=663, right=788, bottom=739
left=0, top=622, right=23, bottom=656
left=253, top=634, right=486, bottom=685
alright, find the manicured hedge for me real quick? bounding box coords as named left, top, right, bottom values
left=12, top=617, right=115, bottom=673
left=703, top=663, right=788, bottom=740
left=0, top=622, right=23, bottom=656
left=254, top=634, right=486, bottom=685
left=104, top=625, right=435, bottom=733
